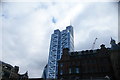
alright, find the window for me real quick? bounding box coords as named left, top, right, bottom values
left=60, top=78, right=64, bottom=80
left=60, top=70, right=63, bottom=75
left=76, top=68, right=79, bottom=73
left=75, top=77, right=80, bottom=80
left=60, top=63, right=63, bottom=67
left=69, top=68, right=72, bottom=74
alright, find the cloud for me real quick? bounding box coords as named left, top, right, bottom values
left=0, top=2, right=2, bottom=60
left=1, top=1, right=118, bottom=78
left=1, top=0, right=118, bottom=2
left=73, top=2, right=118, bottom=50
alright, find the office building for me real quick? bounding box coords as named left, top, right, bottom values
left=47, top=26, right=74, bottom=79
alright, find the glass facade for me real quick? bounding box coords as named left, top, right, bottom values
left=47, top=26, right=74, bottom=79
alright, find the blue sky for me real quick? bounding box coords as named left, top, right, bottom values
left=1, top=0, right=118, bottom=78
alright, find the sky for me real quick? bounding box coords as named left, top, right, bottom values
left=0, top=0, right=119, bottom=78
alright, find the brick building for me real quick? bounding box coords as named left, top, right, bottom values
left=0, top=61, right=28, bottom=80
left=58, top=40, right=120, bottom=80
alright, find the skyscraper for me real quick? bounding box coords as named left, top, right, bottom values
left=47, top=25, right=74, bottom=79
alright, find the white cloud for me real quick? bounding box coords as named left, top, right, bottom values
left=1, top=2, right=118, bottom=78
left=1, top=0, right=119, bottom=2
left=73, top=2, right=118, bottom=50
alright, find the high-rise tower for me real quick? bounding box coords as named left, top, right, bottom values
left=47, top=25, right=74, bottom=79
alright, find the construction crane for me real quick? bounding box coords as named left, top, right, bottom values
left=92, top=38, right=98, bottom=50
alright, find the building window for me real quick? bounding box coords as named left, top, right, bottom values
left=60, top=70, right=63, bottom=75
left=75, top=77, right=80, bottom=80
left=60, top=78, right=64, bottom=80
left=60, top=63, right=63, bottom=67
left=69, top=68, right=72, bottom=74
left=76, top=68, right=79, bottom=73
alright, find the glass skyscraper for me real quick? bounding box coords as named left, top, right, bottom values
left=47, top=25, right=74, bottom=79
